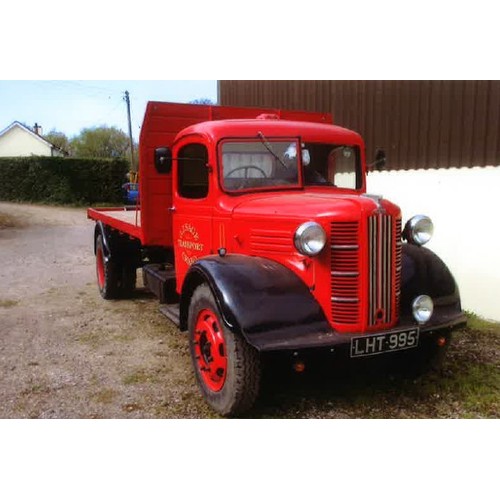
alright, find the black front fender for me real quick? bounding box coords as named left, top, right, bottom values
left=179, top=255, right=332, bottom=350
left=401, top=244, right=465, bottom=326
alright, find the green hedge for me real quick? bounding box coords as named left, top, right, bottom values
left=0, top=156, right=129, bottom=205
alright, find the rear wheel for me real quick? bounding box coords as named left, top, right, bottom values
left=95, top=234, right=120, bottom=299
left=188, top=284, right=261, bottom=416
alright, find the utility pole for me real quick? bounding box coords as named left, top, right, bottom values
left=124, top=90, right=135, bottom=174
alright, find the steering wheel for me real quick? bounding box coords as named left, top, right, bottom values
left=226, top=165, right=268, bottom=179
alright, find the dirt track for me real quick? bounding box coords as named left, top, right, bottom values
left=1, top=202, right=498, bottom=419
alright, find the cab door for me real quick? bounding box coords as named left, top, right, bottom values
left=172, top=138, right=213, bottom=292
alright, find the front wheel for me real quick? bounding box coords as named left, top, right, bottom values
left=188, top=284, right=261, bottom=417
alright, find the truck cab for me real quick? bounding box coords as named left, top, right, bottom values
left=88, top=102, right=466, bottom=416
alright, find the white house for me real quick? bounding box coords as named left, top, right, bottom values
left=0, top=122, right=66, bottom=157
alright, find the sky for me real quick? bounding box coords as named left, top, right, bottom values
left=0, top=80, right=218, bottom=140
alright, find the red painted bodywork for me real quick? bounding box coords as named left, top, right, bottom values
left=88, top=101, right=402, bottom=335
left=138, top=102, right=331, bottom=248
left=194, top=308, right=227, bottom=392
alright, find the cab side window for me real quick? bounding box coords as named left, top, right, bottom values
left=178, top=143, right=209, bottom=199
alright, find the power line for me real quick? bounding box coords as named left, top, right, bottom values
left=93, top=96, right=125, bottom=127
left=47, top=80, right=117, bottom=95
left=28, top=80, right=115, bottom=101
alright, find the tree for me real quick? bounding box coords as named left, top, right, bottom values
left=71, top=126, right=130, bottom=159
left=189, top=98, right=215, bottom=105
left=44, top=130, right=70, bottom=153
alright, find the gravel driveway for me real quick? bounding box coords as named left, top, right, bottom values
left=0, top=202, right=209, bottom=418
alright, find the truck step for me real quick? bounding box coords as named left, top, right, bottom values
left=159, top=304, right=180, bottom=327
left=142, top=263, right=177, bottom=304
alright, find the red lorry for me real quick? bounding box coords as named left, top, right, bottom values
left=88, top=101, right=466, bottom=416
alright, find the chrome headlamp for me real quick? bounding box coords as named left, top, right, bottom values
left=294, top=222, right=326, bottom=256
left=403, top=215, right=434, bottom=246
left=412, top=295, right=434, bottom=324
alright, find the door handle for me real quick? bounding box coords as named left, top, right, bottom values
left=168, top=207, right=176, bottom=213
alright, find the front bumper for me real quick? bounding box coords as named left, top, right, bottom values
left=250, top=308, right=467, bottom=352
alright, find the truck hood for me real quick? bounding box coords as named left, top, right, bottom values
left=231, top=191, right=400, bottom=221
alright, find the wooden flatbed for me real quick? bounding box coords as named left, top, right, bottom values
left=87, top=207, right=142, bottom=240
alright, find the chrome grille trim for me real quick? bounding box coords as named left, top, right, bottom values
left=331, top=271, right=359, bottom=277
left=395, top=218, right=403, bottom=315
left=331, top=244, right=359, bottom=250
left=368, top=213, right=393, bottom=326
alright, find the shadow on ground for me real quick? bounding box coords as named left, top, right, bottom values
left=245, top=326, right=499, bottom=418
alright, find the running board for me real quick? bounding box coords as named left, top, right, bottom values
left=159, top=304, right=180, bottom=328
left=142, top=263, right=177, bottom=304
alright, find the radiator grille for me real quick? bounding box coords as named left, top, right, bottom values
left=395, top=218, right=402, bottom=315
left=368, top=214, right=394, bottom=326
left=331, top=222, right=360, bottom=324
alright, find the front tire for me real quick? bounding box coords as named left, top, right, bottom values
left=188, top=284, right=261, bottom=417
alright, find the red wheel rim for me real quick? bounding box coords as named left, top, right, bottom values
left=96, top=246, right=105, bottom=289
left=194, top=309, right=227, bottom=392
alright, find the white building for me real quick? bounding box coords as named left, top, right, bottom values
left=0, top=122, right=66, bottom=157
left=367, top=166, right=500, bottom=323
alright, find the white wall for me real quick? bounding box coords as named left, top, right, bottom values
left=0, top=126, right=52, bottom=157
left=367, top=166, right=500, bottom=322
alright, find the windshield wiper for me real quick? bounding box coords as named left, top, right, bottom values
left=257, top=131, right=288, bottom=169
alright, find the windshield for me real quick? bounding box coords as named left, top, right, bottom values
left=302, top=143, right=361, bottom=189
left=221, top=140, right=300, bottom=192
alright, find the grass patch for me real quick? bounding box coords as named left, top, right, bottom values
left=0, top=299, right=19, bottom=308
left=112, top=332, right=135, bottom=342
left=94, top=388, right=118, bottom=404
left=76, top=330, right=103, bottom=348
left=464, top=310, right=499, bottom=331
left=0, top=212, right=23, bottom=229
left=122, top=369, right=156, bottom=385
left=20, top=383, right=51, bottom=396
left=408, top=363, right=499, bottom=417
left=454, top=364, right=499, bottom=416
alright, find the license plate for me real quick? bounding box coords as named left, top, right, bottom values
left=350, top=328, right=419, bottom=358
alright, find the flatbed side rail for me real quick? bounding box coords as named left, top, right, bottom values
left=87, top=207, right=143, bottom=241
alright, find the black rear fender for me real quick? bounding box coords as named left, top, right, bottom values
left=93, top=221, right=141, bottom=266
left=94, top=221, right=111, bottom=256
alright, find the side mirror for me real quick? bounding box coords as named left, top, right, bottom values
left=155, top=147, right=172, bottom=174
left=373, top=148, right=386, bottom=171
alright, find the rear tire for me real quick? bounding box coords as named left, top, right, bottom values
left=188, top=284, right=261, bottom=417
left=121, top=265, right=137, bottom=298
left=95, top=234, right=121, bottom=300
